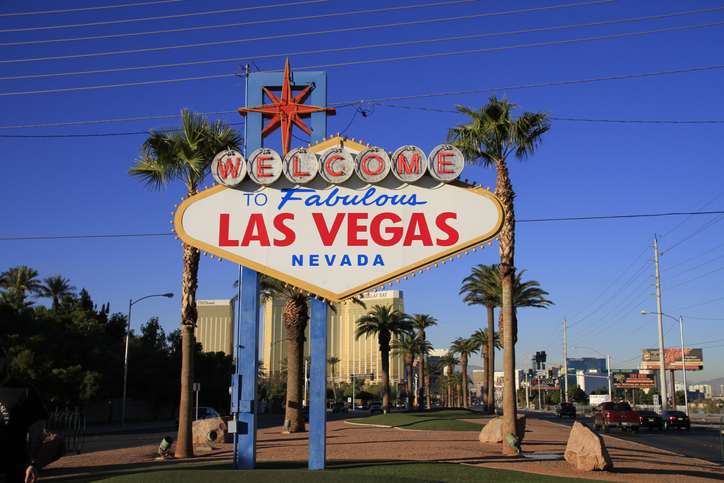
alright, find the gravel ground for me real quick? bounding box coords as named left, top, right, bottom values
left=42, top=416, right=724, bottom=482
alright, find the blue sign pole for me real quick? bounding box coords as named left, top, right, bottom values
left=309, top=298, right=328, bottom=469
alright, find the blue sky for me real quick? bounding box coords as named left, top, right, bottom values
left=2, top=0, right=723, bottom=385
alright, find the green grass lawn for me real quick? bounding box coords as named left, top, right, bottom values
left=350, top=407, right=492, bottom=431
left=51, top=459, right=610, bottom=483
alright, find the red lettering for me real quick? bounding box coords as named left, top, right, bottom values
left=292, top=155, right=309, bottom=177
left=370, top=213, right=403, bottom=246
left=273, top=213, right=295, bottom=247
left=218, top=158, right=243, bottom=179
left=241, top=214, right=270, bottom=246
left=437, top=152, right=453, bottom=173
left=313, top=213, right=346, bottom=246
left=218, top=213, right=239, bottom=246
left=361, top=154, right=384, bottom=176
left=435, top=212, right=458, bottom=246
left=397, top=152, right=420, bottom=174
left=348, top=213, right=368, bottom=246
left=325, top=155, right=344, bottom=176
left=256, top=156, right=273, bottom=177
left=403, top=213, right=433, bottom=246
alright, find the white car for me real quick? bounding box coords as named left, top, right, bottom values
left=370, top=401, right=383, bottom=413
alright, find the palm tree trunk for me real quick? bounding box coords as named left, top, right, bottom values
left=417, top=354, right=424, bottom=409
left=482, top=346, right=489, bottom=410
left=461, top=354, right=469, bottom=409
left=496, top=160, right=518, bottom=454
left=406, top=354, right=414, bottom=410
left=175, top=243, right=199, bottom=459
left=425, top=373, right=432, bottom=409
left=283, top=294, right=309, bottom=433
left=380, top=330, right=391, bottom=413
left=487, top=306, right=496, bottom=415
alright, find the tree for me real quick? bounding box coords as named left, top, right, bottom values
left=460, top=264, right=500, bottom=414
left=410, top=314, right=437, bottom=408
left=422, top=361, right=436, bottom=409
left=450, top=337, right=478, bottom=408
left=392, top=333, right=431, bottom=411
left=355, top=305, right=413, bottom=413
left=449, top=371, right=464, bottom=407
left=437, top=352, right=459, bottom=408
left=37, top=275, right=77, bottom=311
left=448, top=94, right=550, bottom=452
left=128, top=109, right=242, bottom=458
left=0, top=266, right=42, bottom=310
left=327, top=355, right=340, bottom=401
left=471, top=327, right=501, bottom=413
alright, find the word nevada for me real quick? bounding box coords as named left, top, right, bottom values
left=211, top=143, right=465, bottom=187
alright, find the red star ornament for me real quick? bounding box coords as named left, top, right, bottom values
left=238, top=58, right=336, bottom=155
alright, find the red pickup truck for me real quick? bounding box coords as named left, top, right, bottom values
left=593, top=402, right=640, bottom=434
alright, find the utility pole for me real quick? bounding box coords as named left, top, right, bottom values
left=653, top=237, right=668, bottom=411
left=524, top=352, right=530, bottom=410
left=563, top=318, right=569, bottom=402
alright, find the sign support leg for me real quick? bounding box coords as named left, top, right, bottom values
left=309, top=298, right=327, bottom=470
left=233, top=266, right=260, bottom=469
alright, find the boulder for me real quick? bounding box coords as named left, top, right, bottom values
left=564, top=421, right=613, bottom=471
left=39, top=431, right=66, bottom=469
left=478, top=414, right=527, bottom=443
left=192, top=417, right=231, bottom=445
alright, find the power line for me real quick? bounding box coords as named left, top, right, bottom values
left=3, top=211, right=723, bottom=241
left=0, top=0, right=335, bottom=30
left=0, top=0, right=185, bottom=16
left=5, top=9, right=723, bottom=81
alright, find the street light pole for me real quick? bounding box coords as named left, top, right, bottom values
left=122, top=292, right=173, bottom=425
left=642, top=311, right=689, bottom=416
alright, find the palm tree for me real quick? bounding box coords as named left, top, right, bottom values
left=450, top=337, right=479, bottom=408
left=356, top=305, right=413, bottom=413
left=38, top=275, right=77, bottom=310
left=422, top=361, right=436, bottom=409
left=392, top=333, right=432, bottom=411
left=449, top=371, right=464, bottom=407
left=327, top=355, right=341, bottom=401
left=460, top=263, right=500, bottom=414
left=437, top=352, right=459, bottom=408
left=411, top=314, right=437, bottom=408
left=0, top=266, right=42, bottom=309
left=448, top=95, right=550, bottom=451
left=471, top=328, right=501, bottom=413
left=128, top=109, right=242, bottom=458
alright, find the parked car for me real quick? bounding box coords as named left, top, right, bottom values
left=661, top=410, right=690, bottom=430
left=370, top=401, right=383, bottom=413
left=555, top=402, right=576, bottom=419
left=175, top=406, right=220, bottom=429
left=638, top=410, right=663, bottom=430
left=353, top=403, right=367, bottom=410
left=331, top=401, right=349, bottom=413
left=593, top=402, right=640, bottom=434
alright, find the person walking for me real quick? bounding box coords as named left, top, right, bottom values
left=0, top=343, right=48, bottom=483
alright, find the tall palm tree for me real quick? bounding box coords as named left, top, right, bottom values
left=392, top=333, right=431, bottom=411
left=38, top=275, right=77, bottom=310
left=471, top=328, right=501, bottom=413
left=422, top=361, right=436, bottom=409
left=411, top=314, right=437, bottom=408
left=460, top=263, right=500, bottom=414
left=0, top=266, right=42, bottom=309
left=356, top=305, right=413, bottom=413
left=449, top=371, right=464, bottom=408
left=450, top=337, right=479, bottom=409
left=259, top=275, right=309, bottom=433
left=437, top=352, right=459, bottom=408
left=327, top=355, right=340, bottom=401
left=448, top=95, right=550, bottom=452
left=128, top=109, right=242, bottom=458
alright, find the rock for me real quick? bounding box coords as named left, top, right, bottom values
left=478, top=414, right=527, bottom=443
left=564, top=421, right=614, bottom=471
left=192, top=417, right=231, bottom=445
left=39, top=431, right=66, bottom=469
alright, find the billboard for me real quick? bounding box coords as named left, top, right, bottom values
left=531, top=379, right=559, bottom=390
left=612, top=372, right=656, bottom=389
left=174, top=137, right=505, bottom=303
left=641, top=348, right=703, bottom=370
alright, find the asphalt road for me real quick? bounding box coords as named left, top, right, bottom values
left=525, top=410, right=724, bottom=465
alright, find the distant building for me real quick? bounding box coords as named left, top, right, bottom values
left=195, top=299, right=234, bottom=356
left=690, top=384, right=713, bottom=398
left=261, top=290, right=405, bottom=385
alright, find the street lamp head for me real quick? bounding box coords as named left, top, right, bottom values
left=641, top=310, right=652, bottom=315
left=163, top=293, right=174, bottom=298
